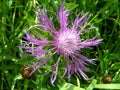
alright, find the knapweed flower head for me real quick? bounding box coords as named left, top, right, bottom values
left=20, top=1, right=102, bottom=85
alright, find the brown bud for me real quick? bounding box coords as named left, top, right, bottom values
left=102, top=75, right=112, bottom=83
left=20, top=66, right=34, bottom=79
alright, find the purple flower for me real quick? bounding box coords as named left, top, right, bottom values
left=20, top=1, right=102, bottom=85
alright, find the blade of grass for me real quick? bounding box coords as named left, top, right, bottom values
left=94, top=84, right=120, bottom=89
left=86, top=79, right=97, bottom=90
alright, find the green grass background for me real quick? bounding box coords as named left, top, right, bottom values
left=0, top=0, right=120, bottom=90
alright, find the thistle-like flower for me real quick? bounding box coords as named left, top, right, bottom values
left=20, top=2, right=102, bottom=85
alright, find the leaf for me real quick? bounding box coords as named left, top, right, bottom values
left=60, top=83, right=85, bottom=90
left=11, top=74, right=22, bottom=90
left=94, top=84, right=120, bottom=89
left=110, top=62, right=120, bottom=70
left=112, top=69, right=120, bottom=83
left=105, top=53, right=120, bottom=60
left=86, top=79, right=97, bottom=90
left=65, top=3, right=79, bottom=11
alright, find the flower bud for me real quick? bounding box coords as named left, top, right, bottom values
left=20, top=66, right=34, bottom=79
left=102, top=75, right=112, bottom=83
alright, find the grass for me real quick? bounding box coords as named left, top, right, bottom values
left=0, top=0, right=120, bottom=90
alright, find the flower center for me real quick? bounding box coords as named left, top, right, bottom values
left=54, top=29, right=80, bottom=55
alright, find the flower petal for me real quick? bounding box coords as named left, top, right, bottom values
left=30, top=56, right=51, bottom=76
left=79, top=38, right=103, bottom=48
left=50, top=60, right=59, bottom=85
left=59, top=1, right=69, bottom=28
left=36, top=10, right=56, bottom=33
left=72, top=12, right=90, bottom=31
left=23, top=32, right=41, bottom=45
